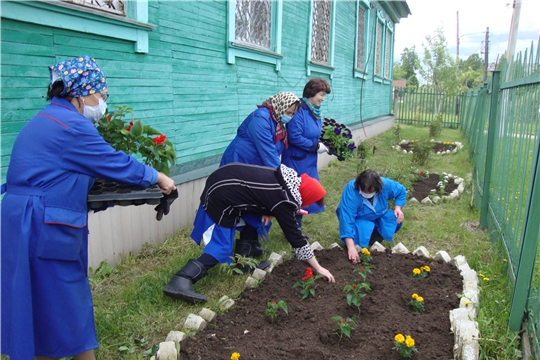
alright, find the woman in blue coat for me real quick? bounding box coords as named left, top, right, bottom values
left=220, top=92, right=300, bottom=258
left=1, top=56, right=176, bottom=360
left=336, top=169, right=406, bottom=263
left=282, top=78, right=331, bottom=228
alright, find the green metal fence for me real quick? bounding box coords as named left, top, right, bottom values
left=395, top=87, right=461, bottom=128
left=461, top=42, right=540, bottom=357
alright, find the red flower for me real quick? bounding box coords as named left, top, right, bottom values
left=360, top=268, right=365, bottom=272
left=353, top=284, right=357, bottom=289
left=342, top=318, right=346, bottom=323
left=126, top=121, right=133, bottom=132
left=419, top=171, right=424, bottom=176
left=153, top=134, right=167, bottom=145
left=107, top=115, right=111, bottom=122
left=272, top=301, right=276, bottom=305
left=302, top=267, right=313, bottom=281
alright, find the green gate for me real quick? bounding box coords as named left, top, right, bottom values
left=461, top=42, right=540, bottom=357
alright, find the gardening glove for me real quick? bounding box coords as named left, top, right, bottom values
left=155, top=188, right=178, bottom=221
left=317, top=142, right=329, bottom=154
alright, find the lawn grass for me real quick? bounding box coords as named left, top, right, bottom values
left=84, top=124, right=523, bottom=359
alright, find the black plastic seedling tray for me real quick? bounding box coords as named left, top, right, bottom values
left=320, top=117, right=353, bottom=161
left=87, top=178, right=163, bottom=211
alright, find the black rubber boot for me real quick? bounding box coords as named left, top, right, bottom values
left=163, top=259, right=208, bottom=303
left=369, top=229, right=384, bottom=246
left=236, top=224, right=267, bottom=257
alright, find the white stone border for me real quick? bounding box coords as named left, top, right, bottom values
left=409, top=173, right=465, bottom=205
left=392, top=139, right=464, bottom=155
left=157, top=242, right=479, bottom=360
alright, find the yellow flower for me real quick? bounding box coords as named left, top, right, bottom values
left=413, top=268, right=421, bottom=275
left=78, top=69, right=83, bottom=74
left=361, top=248, right=370, bottom=255
left=463, top=301, right=471, bottom=305
left=79, top=57, right=84, bottom=61
left=478, top=273, right=485, bottom=277
left=411, top=293, right=418, bottom=299
left=503, top=259, right=508, bottom=262
left=231, top=352, right=240, bottom=360
left=421, top=265, right=431, bottom=272
left=64, top=71, right=68, bottom=75
left=89, top=89, right=95, bottom=94
left=483, top=277, right=490, bottom=281
left=394, top=334, right=405, bottom=343
left=405, top=335, right=415, bottom=348
left=416, top=296, right=424, bottom=302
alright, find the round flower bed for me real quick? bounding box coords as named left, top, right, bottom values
left=409, top=171, right=465, bottom=204
left=392, top=139, right=464, bottom=155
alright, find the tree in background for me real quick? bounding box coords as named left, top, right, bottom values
left=458, top=53, right=484, bottom=88
left=393, top=46, right=420, bottom=88
left=419, top=27, right=459, bottom=115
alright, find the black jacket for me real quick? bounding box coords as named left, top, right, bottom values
left=201, top=163, right=308, bottom=250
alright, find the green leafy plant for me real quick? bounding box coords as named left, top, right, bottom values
left=436, top=172, right=450, bottom=195
left=331, top=316, right=356, bottom=339
left=392, top=123, right=402, bottom=145
left=292, top=267, right=322, bottom=300
left=412, top=265, right=430, bottom=279
left=408, top=293, right=425, bottom=313
left=343, top=281, right=370, bottom=312
left=97, top=106, right=176, bottom=175
left=321, top=125, right=357, bottom=160
left=429, top=115, right=443, bottom=138
left=353, top=265, right=374, bottom=281
left=265, top=300, right=289, bottom=322
left=218, top=254, right=259, bottom=289
left=411, top=137, right=432, bottom=166
left=393, top=333, right=418, bottom=358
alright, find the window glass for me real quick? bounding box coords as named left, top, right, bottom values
left=60, top=0, right=125, bottom=16
left=311, top=0, right=331, bottom=64
left=376, top=21, right=382, bottom=76
left=356, top=6, right=365, bottom=70
left=235, top=0, right=271, bottom=49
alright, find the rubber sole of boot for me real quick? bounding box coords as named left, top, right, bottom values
left=163, top=286, right=207, bottom=303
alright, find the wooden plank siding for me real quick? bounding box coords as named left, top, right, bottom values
left=1, top=0, right=409, bottom=268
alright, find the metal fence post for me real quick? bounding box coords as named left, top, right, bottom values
left=479, top=71, right=500, bottom=228
left=508, top=130, right=540, bottom=331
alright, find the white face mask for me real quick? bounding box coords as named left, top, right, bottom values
left=82, top=95, right=107, bottom=123
left=360, top=190, right=375, bottom=199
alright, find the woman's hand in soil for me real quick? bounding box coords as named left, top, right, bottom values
left=394, top=206, right=404, bottom=224
left=306, top=257, right=335, bottom=283
left=344, top=237, right=360, bottom=263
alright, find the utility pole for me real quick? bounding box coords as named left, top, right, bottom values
left=456, top=11, right=460, bottom=75
left=507, top=0, right=522, bottom=81
left=483, top=27, right=489, bottom=82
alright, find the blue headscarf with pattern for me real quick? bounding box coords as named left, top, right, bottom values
left=49, top=55, right=107, bottom=97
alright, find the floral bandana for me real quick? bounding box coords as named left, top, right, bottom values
left=259, top=92, right=300, bottom=149
left=49, top=55, right=107, bottom=97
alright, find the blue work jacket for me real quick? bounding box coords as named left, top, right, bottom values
left=1, top=97, right=157, bottom=358
left=336, top=177, right=407, bottom=248
left=281, top=100, right=323, bottom=214
left=220, top=107, right=283, bottom=168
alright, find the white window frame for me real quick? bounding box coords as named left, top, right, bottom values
left=226, top=0, right=284, bottom=71
left=306, top=0, right=336, bottom=79
left=384, top=21, right=394, bottom=83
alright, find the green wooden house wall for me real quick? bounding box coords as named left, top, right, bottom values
left=0, top=0, right=410, bottom=185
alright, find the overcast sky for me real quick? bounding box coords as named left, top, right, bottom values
left=393, top=0, right=540, bottom=66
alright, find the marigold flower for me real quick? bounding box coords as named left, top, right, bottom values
left=361, top=248, right=370, bottom=255
left=405, top=335, right=415, bottom=348
left=483, top=277, right=490, bottom=281
left=413, top=268, right=421, bottom=275
left=231, top=352, right=240, bottom=360
left=416, top=296, right=424, bottom=302
left=411, top=293, right=418, bottom=299
left=479, top=273, right=485, bottom=277
left=421, top=265, right=431, bottom=272
left=394, top=334, right=405, bottom=343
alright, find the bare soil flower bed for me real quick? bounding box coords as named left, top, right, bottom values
left=410, top=173, right=459, bottom=200
left=180, top=248, right=462, bottom=360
